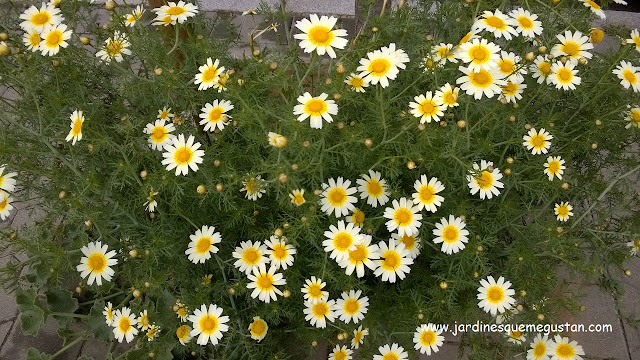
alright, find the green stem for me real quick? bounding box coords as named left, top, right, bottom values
left=51, top=334, right=85, bottom=359
left=50, top=312, right=88, bottom=319
left=166, top=23, right=180, bottom=55
left=78, top=291, right=126, bottom=306
left=297, top=52, right=316, bottom=90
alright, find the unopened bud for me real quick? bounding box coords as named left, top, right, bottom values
left=278, top=173, right=288, bottom=183
left=129, top=249, right=138, bottom=258
left=336, top=62, right=345, bottom=74
left=364, top=139, right=373, bottom=148
left=133, top=289, right=142, bottom=298
left=105, top=0, right=116, bottom=11
left=283, top=289, right=291, bottom=298
left=274, top=228, right=283, bottom=237
left=406, top=161, right=416, bottom=169
left=85, top=220, right=93, bottom=228
left=269, top=62, right=278, bottom=70
left=197, top=185, right=206, bottom=194
left=80, top=37, right=90, bottom=45
left=154, top=68, right=163, bottom=76
left=216, top=184, right=223, bottom=192
left=456, top=120, right=467, bottom=128
left=439, top=281, right=448, bottom=289
left=140, top=170, right=147, bottom=179
left=516, top=304, right=524, bottom=312
left=58, top=191, right=66, bottom=199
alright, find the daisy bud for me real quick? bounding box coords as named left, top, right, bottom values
left=300, top=216, right=307, bottom=222
left=58, top=191, right=66, bottom=199
left=518, top=256, right=523, bottom=261
left=172, top=304, right=180, bottom=312
left=625, top=269, right=631, bottom=276
left=578, top=57, right=587, bottom=66
left=418, top=313, right=424, bottom=320
left=149, top=353, right=154, bottom=358
left=465, top=0, right=472, bottom=3
left=173, top=116, right=184, bottom=125
left=238, top=79, right=245, bottom=86
left=591, top=143, right=598, bottom=149
left=269, top=62, right=278, bottom=71
left=154, top=68, right=163, bottom=76
left=524, top=52, right=535, bottom=62
left=487, top=165, right=494, bottom=172
left=560, top=56, right=567, bottom=64
left=216, top=184, right=223, bottom=192
left=439, top=121, right=447, bottom=127
left=214, top=159, right=221, bottom=167
left=459, top=215, right=466, bottom=222
left=336, top=62, right=346, bottom=74
left=324, top=78, right=332, bottom=85
left=274, top=228, right=283, bottom=237
left=516, top=304, right=524, bottom=312
left=509, top=115, right=516, bottom=122
left=406, top=161, right=416, bottom=169
left=133, top=289, right=142, bottom=298
left=291, top=163, right=299, bottom=170
left=349, top=121, right=356, bottom=126
left=283, top=289, right=291, bottom=298
left=337, top=122, right=344, bottom=129
left=513, top=103, right=519, bottom=109
left=75, top=287, right=82, bottom=294
left=278, top=173, right=288, bottom=183
left=500, top=97, right=508, bottom=105
left=333, top=93, right=341, bottom=101
left=364, top=139, right=373, bottom=148
left=149, top=213, right=156, bottom=219
left=312, top=341, right=318, bottom=347
left=439, top=281, right=448, bottom=289
left=426, top=34, right=433, bottom=41
left=580, top=305, right=586, bottom=312
left=504, top=168, right=511, bottom=175
left=253, top=210, right=259, bottom=216
left=595, top=119, right=602, bottom=125
left=87, top=144, right=94, bottom=152
left=105, top=0, right=116, bottom=11
left=371, top=27, right=378, bottom=33
left=455, top=17, right=461, bottom=22
left=302, top=140, right=310, bottom=147
left=197, top=34, right=204, bottom=40
left=546, top=54, right=554, bottom=61
left=524, top=124, right=531, bottom=130
left=337, top=333, right=344, bottom=340
left=252, top=49, right=261, bottom=56
left=418, top=124, right=426, bottom=131
left=562, top=182, right=569, bottom=190
left=506, top=157, right=514, bottom=164
left=537, top=313, right=545, bottom=321
left=0, top=33, right=7, bottom=41
left=556, top=227, right=563, bottom=233
left=456, top=120, right=467, bottom=128
left=283, top=222, right=290, bottom=229
left=79, top=37, right=91, bottom=45
left=228, top=288, right=235, bottom=295
left=473, top=271, right=479, bottom=278
left=85, top=220, right=93, bottom=228
left=145, top=282, right=151, bottom=288
left=129, top=249, right=138, bottom=258
left=366, top=228, right=372, bottom=234
left=52, top=60, right=60, bottom=67
left=140, top=170, right=147, bottom=180
left=197, top=185, right=206, bottom=194
left=314, top=189, right=322, bottom=196
left=476, top=245, right=483, bottom=252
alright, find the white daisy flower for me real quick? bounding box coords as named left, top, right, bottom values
left=544, top=156, right=566, bottom=181
left=264, top=235, right=296, bottom=270
left=432, top=215, right=469, bottom=254
left=323, top=220, right=363, bottom=262
left=391, top=232, right=421, bottom=259
left=0, top=191, right=13, bottom=221
left=356, top=43, right=409, bottom=88
left=293, top=14, right=348, bottom=58
left=138, top=310, right=151, bottom=331
left=329, top=345, right=353, bottom=360
left=157, top=107, right=174, bottom=120
left=473, top=9, right=518, bottom=40
left=39, top=23, right=71, bottom=56
left=500, top=78, right=527, bottom=103
left=409, top=91, right=445, bottom=124
left=76, top=241, right=118, bottom=286
left=457, top=65, right=507, bottom=100
left=351, top=326, right=368, bottom=349
left=185, top=225, right=222, bottom=264
left=412, top=175, right=445, bottom=212
left=413, top=323, right=445, bottom=355
left=627, top=29, right=640, bottom=53
left=144, top=189, right=158, bottom=213
left=507, top=329, right=526, bottom=344
left=125, top=5, right=145, bottom=27
left=373, top=343, right=409, bottom=360
left=194, top=58, right=225, bottom=91
left=456, top=38, right=501, bottom=72
left=301, top=276, right=328, bottom=304
left=579, top=0, right=605, bottom=19
left=161, top=134, right=205, bottom=176
left=95, top=31, right=131, bottom=63
left=241, top=175, right=267, bottom=201
left=268, top=132, right=288, bottom=148
left=548, top=335, right=585, bottom=360
left=338, top=234, right=380, bottom=278
left=303, top=299, right=335, bottom=328
left=22, top=30, right=41, bottom=52
left=345, top=73, right=369, bottom=92
left=187, top=304, right=230, bottom=346
left=523, top=128, right=553, bottom=155
left=232, top=240, right=269, bottom=275
left=527, top=334, right=552, bottom=360
left=293, top=92, right=338, bottom=129
left=65, top=109, right=84, bottom=145
left=432, top=43, right=457, bottom=64
left=320, top=177, right=358, bottom=217
left=103, top=302, right=115, bottom=326
left=550, top=30, right=593, bottom=60
left=612, top=60, right=640, bottom=92
left=346, top=208, right=365, bottom=227
left=549, top=61, right=581, bottom=91
left=19, top=3, right=63, bottom=32
left=434, top=83, right=460, bottom=108
left=477, top=275, right=516, bottom=316
left=246, top=263, right=286, bottom=303
left=625, top=106, right=640, bottom=129
left=530, top=55, right=553, bottom=84
left=627, top=238, right=639, bottom=256
left=554, top=202, right=574, bottom=222
left=0, top=165, right=17, bottom=193
left=112, top=307, right=138, bottom=343
left=497, top=51, right=526, bottom=82
left=334, top=290, right=368, bottom=324
left=176, top=325, right=192, bottom=345
left=356, top=170, right=390, bottom=207
left=383, top=197, right=423, bottom=237
left=153, top=1, right=198, bottom=25
left=374, top=238, right=413, bottom=283
left=248, top=316, right=268, bottom=342
left=509, top=8, right=543, bottom=38
left=199, top=100, right=234, bottom=132
left=143, top=119, right=176, bottom=151
left=466, top=160, right=504, bottom=200
left=289, top=189, right=305, bottom=205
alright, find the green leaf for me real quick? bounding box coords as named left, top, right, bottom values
left=84, top=300, right=111, bottom=341
left=16, top=288, right=45, bottom=336
left=25, top=347, right=52, bottom=360
left=15, top=288, right=37, bottom=307
left=46, top=288, right=79, bottom=314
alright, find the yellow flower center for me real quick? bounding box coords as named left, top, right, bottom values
left=87, top=253, right=106, bottom=272
left=548, top=161, right=560, bottom=174
left=533, top=343, right=546, bottom=357
left=499, top=59, right=515, bottom=74
left=147, top=327, right=158, bottom=338
left=557, top=205, right=569, bottom=217
left=32, top=12, right=51, bottom=26
left=312, top=302, right=329, bottom=317
left=394, top=208, right=412, bottom=226
left=471, top=46, right=489, bottom=62
left=177, top=307, right=187, bottom=318
left=140, top=315, right=150, bottom=327
left=555, top=344, right=575, bottom=358
left=503, top=82, right=518, bottom=95
left=174, top=147, right=193, bottom=164
left=470, top=70, right=492, bottom=87
left=349, top=245, right=367, bottom=263
left=366, top=179, right=383, bottom=197
left=0, top=196, right=9, bottom=211
left=510, top=330, right=522, bottom=338
left=420, top=100, right=436, bottom=116
left=590, top=29, right=604, bottom=44
left=557, top=67, right=573, bottom=83
left=202, top=67, right=218, bottom=83
left=29, top=33, right=41, bottom=47
left=476, top=171, right=494, bottom=189
left=539, top=62, right=551, bottom=75
left=196, top=237, right=211, bottom=254
left=327, top=188, right=347, bottom=205
left=292, top=193, right=305, bottom=205
left=72, top=118, right=82, bottom=136
left=344, top=298, right=360, bottom=314
left=369, top=58, right=391, bottom=76
left=250, top=319, right=266, bottom=335
left=437, top=47, right=450, bottom=58
left=334, top=350, right=348, bottom=360
left=209, top=108, right=223, bottom=122
left=256, top=273, right=274, bottom=290
left=354, top=331, right=363, bottom=343
left=382, top=250, right=400, bottom=270
left=561, top=42, right=579, bottom=57
left=442, top=225, right=459, bottom=243
left=382, top=353, right=399, bottom=360
left=46, top=30, right=62, bottom=47
left=517, top=16, right=533, bottom=29
left=421, top=330, right=436, bottom=345
left=485, top=16, right=506, bottom=29
left=107, top=40, right=123, bottom=56
left=334, top=232, right=353, bottom=251
left=272, top=244, right=287, bottom=260
left=245, top=178, right=259, bottom=194
left=308, top=26, right=333, bottom=45
left=531, top=134, right=546, bottom=148
left=151, top=127, right=167, bottom=142
left=623, top=70, right=638, bottom=84
left=308, top=283, right=323, bottom=297
left=632, top=110, right=640, bottom=122
left=443, top=91, right=457, bottom=104
left=118, top=317, right=131, bottom=333
left=166, top=6, right=186, bottom=16
left=351, top=209, right=365, bottom=225
left=242, top=248, right=260, bottom=264
left=176, top=325, right=190, bottom=339
left=350, top=77, right=364, bottom=88
left=217, top=74, right=229, bottom=86
left=486, top=286, right=505, bottom=303
left=199, top=315, right=219, bottom=334
left=305, top=99, right=326, bottom=114
left=419, top=185, right=435, bottom=203
left=399, top=234, right=415, bottom=250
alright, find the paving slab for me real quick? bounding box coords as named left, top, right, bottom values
left=418, top=342, right=467, bottom=359
left=619, top=258, right=640, bottom=360
left=0, top=320, right=14, bottom=350
left=0, top=317, right=82, bottom=359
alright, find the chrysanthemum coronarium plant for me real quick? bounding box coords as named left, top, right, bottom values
left=1, top=0, right=640, bottom=358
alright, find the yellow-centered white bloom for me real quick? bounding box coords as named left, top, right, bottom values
left=23, top=30, right=41, bottom=52
left=409, top=91, right=445, bottom=124
left=412, top=175, right=445, bottom=212
left=627, top=29, right=640, bottom=53
left=356, top=170, right=390, bottom=207
left=185, top=225, right=222, bottom=264
left=554, top=202, right=574, bottom=222
left=194, top=58, right=225, bottom=91
left=373, top=343, right=409, bottom=360
left=19, top=3, right=63, bottom=32
left=39, top=23, right=71, bottom=56
left=523, top=128, right=553, bottom=155
left=76, top=241, right=118, bottom=286
left=157, top=107, right=174, bottom=120
left=323, top=220, right=363, bottom=262
left=473, top=9, right=518, bottom=40
left=549, top=61, right=581, bottom=91
left=374, top=238, right=413, bottom=283
left=432, top=43, right=457, bottom=64
left=65, top=109, right=84, bottom=145
left=626, top=106, right=640, bottom=129
left=338, top=234, right=379, bottom=278
left=247, top=263, right=286, bottom=303
left=500, top=78, right=527, bottom=104
left=467, top=160, right=504, bottom=200
left=528, top=334, right=552, bottom=360
left=497, top=51, right=526, bottom=82
left=356, top=43, right=409, bottom=88
left=268, top=132, right=288, bottom=148
left=176, top=325, right=192, bottom=345
left=531, top=55, right=553, bottom=84
left=345, top=73, right=369, bottom=92
left=144, top=188, right=158, bottom=212
left=248, top=316, right=268, bottom=342
left=144, top=119, right=176, bottom=151
left=289, top=189, right=305, bottom=206
left=125, top=5, right=145, bottom=27
left=0, top=165, right=17, bottom=193
left=103, top=302, right=114, bottom=326
left=188, top=304, right=230, bottom=346
left=477, top=275, right=516, bottom=316
left=352, top=326, right=368, bottom=349
left=548, top=335, right=585, bottom=360
left=391, top=232, right=420, bottom=259
left=161, top=134, right=205, bottom=176
left=301, top=276, right=328, bottom=304
left=293, top=92, right=338, bottom=129
left=329, top=345, right=353, bottom=360
left=413, top=324, right=445, bottom=355
left=303, top=299, right=335, bottom=328
left=232, top=240, right=269, bottom=275
left=551, top=30, right=593, bottom=60
left=579, top=0, right=605, bottom=19
left=212, top=72, right=230, bottom=92
left=509, top=8, right=543, bottom=38
left=153, top=1, right=198, bottom=25
left=264, top=235, right=296, bottom=270
left=293, top=14, right=348, bottom=59
left=146, top=325, right=160, bottom=341
left=383, top=197, right=422, bottom=236
left=96, top=32, right=131, bottom=63
left=544, top=156, right=566, bottom=181
left=435, top=83, right=460, bottom=108
left=199, top=100, right=234, bottom=132
left=241, top=175, right=267, bottom=201
left=507, top=329, right=526, bottom=344
left=456, top=38, right=501, bottom=71
left=112, top=307, right=138, bottom=343
left=433, top=215, right=469, bottom=254
left=0, top=192, right=13, bottom=221
left=175, top=303, right=188, bottom=322
left=627, top=238, right=639, bottom=256
left=320, top=177, right=358, bottom=217
left=457, top=65, right=507, bottom=100
left=347, top=208, right=365, bottom=227
left=334, top=290, right=368, bottom=324
left=613, top=60, right=640, bottom=92
left=138, top=310, right=151, bottom=331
